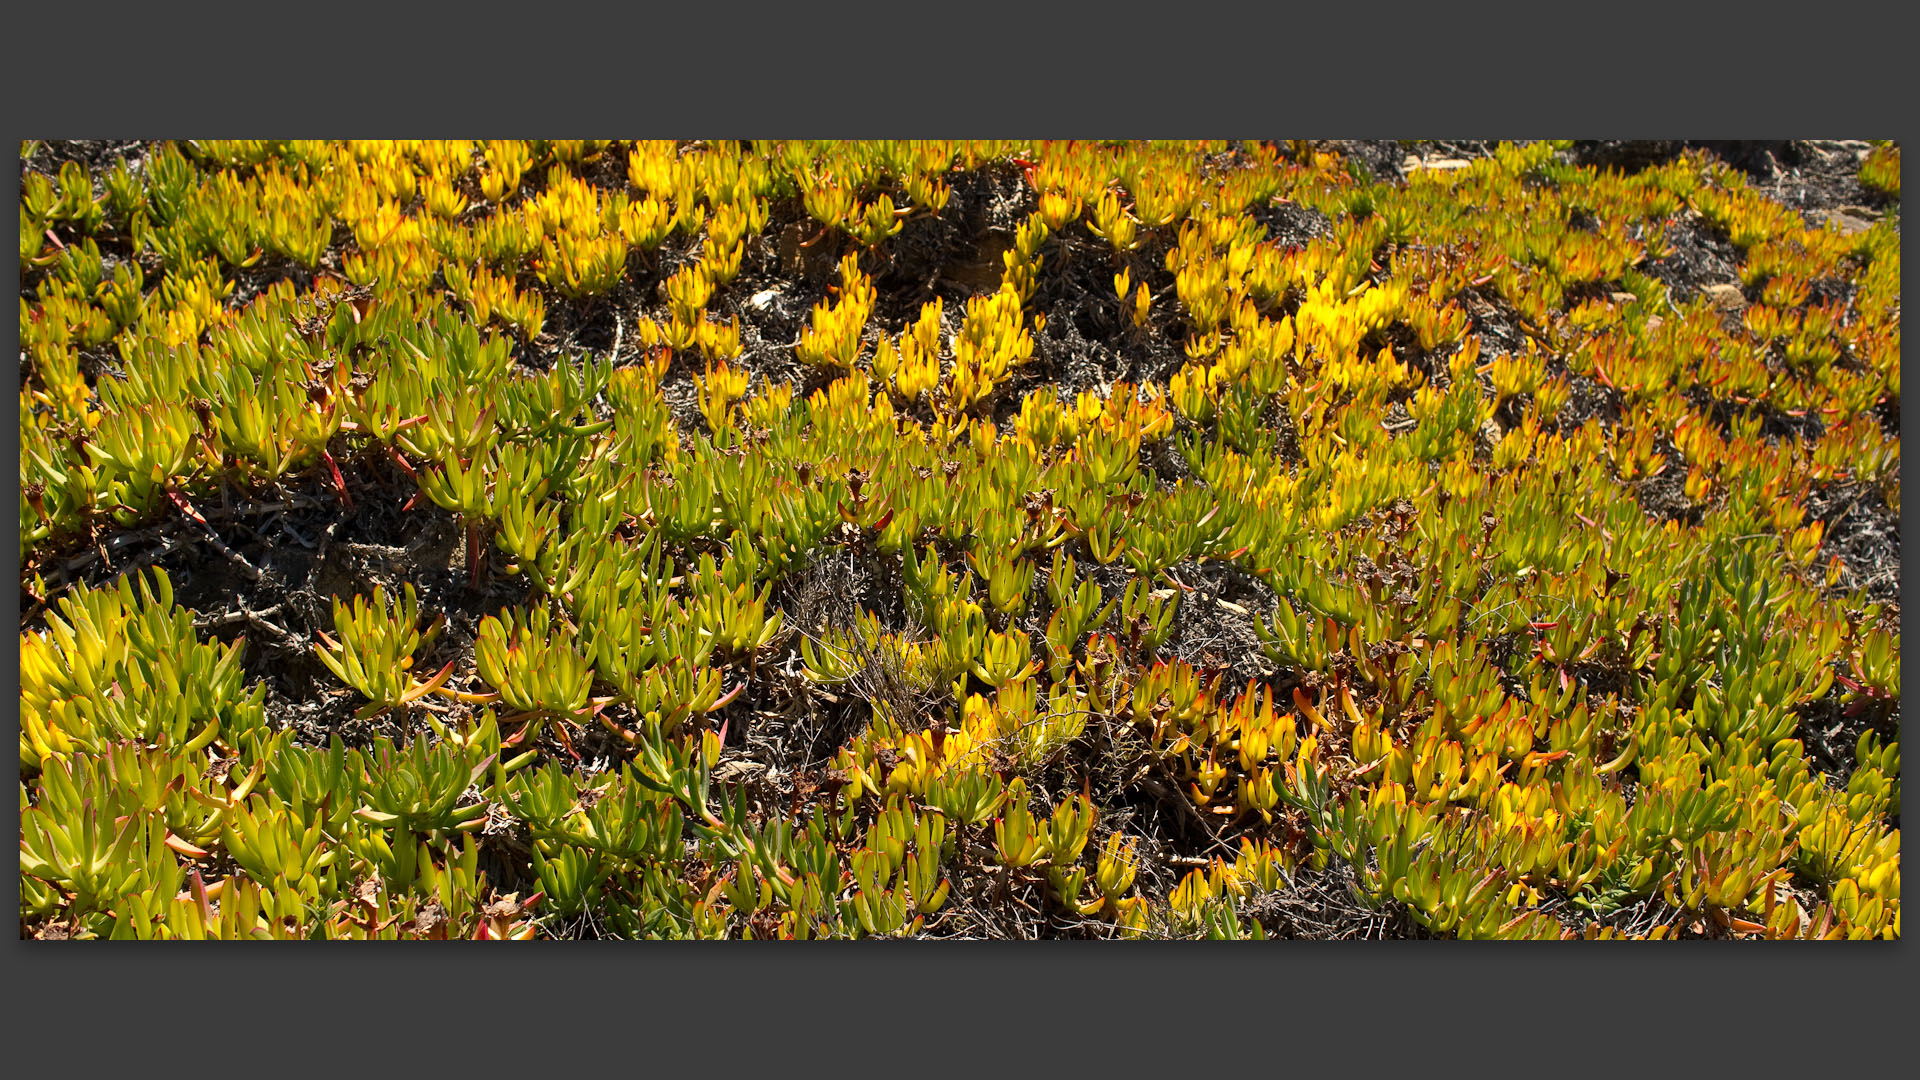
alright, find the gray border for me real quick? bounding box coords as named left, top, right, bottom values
left=3, top=0, right=1909, bottom=1074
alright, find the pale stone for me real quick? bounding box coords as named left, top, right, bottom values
left=1810, top=209, right=1873, bottom=236
left=1700, top=283, right=1746, bottom=311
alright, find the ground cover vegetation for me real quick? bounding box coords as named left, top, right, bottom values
left=17, top=138, right=1900, bottom=940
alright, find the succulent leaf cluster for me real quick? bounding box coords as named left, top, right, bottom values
left=18, top=138, right=1900, bottom=940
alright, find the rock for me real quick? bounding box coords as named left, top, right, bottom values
left=1810, top=209, right=1873, bottom=236
left=776, top=222, right=808, bottom=273
left=1700, top=283, right=1746, bottom=312
left=712, top=759, right=768, bottom=784
left=1478, top=418, right=1504, bottom=449
left=749, top=287, right=782, bottom=310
